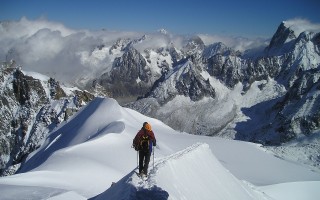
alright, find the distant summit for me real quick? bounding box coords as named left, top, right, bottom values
left=158, top=28, right=169, bottom=35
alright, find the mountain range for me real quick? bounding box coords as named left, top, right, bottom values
left=0, top=19, right=319, bottom=176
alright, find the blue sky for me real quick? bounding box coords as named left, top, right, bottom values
left=1, top=0, right=320, bottom=38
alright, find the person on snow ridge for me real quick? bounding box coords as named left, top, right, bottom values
left=133, top=122, right=156, bottom=176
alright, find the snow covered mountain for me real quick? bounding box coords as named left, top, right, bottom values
left=122, top=21, right=320, bottom=170
left=1, top=18, right=320, bottom=175
left=0, top=61, right=95, bottom=176
left=127, top=21, right=320, bottom=144
left=0, top=97, right=319, bottom=200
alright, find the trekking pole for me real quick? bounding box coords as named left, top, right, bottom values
left=153, top=146, right=155, bottom=170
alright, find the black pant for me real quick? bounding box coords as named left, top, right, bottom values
left=139, top=150, right=151, bottom=174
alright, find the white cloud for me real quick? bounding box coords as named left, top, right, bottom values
left=283, top=18, right=320, bottom=37
left=1, top=16, right=75, bottom=39
left=0, top=18, right=189, bottom=84
left=0, top=18, right=111, bottom=82
left=197, top=34, right=269, bottom=52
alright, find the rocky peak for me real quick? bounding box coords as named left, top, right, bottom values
left=203, top=42, right=235, bottom=58
left=123, top=35, right=148, bottom=51
left=12, top=69, right=48, bottom=106
left=184, top=36, right=205, bottom=55
left=147, top=60, right=215, bottom=104
left=175, top=65, right=215, bottom=102
left=266, top=22, right=296, bottom=53
left=112, top=47, right=148, bottom=82
left=273, top=22, right=297, bottom=44
left=109, top=38, right=131, bottom=54
left=97, top=47, right=152, bottom=102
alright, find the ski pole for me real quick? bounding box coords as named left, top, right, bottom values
left=153, top=146, right=155, bottom=170
left=137, top=151, right=139, bottom=169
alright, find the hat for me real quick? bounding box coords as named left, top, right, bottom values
left=144, top=122, right=152, bottom=131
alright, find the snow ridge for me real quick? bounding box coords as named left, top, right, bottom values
left=94, top=143, right=266, bottom=200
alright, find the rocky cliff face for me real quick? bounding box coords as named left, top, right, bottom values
left=278, top=70, right=320, bottom=139
left=0, top=61, right=94, bottom=176
left=224, top=24, right=320, bottom=144
left=145, top=60, right=215, bottom=104
left=266, top=22, right=297, bottom=53
left=96, top=47, right=156, bottom=103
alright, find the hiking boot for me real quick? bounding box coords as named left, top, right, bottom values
left=139, top=170, right=147, bottom=177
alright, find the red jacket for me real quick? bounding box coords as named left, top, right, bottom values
left=133, top=128, right=156, bottom=150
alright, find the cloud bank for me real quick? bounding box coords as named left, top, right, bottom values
left=0, top=17, right=143, bottom=83
left=1, top=17, right=318, bottom=85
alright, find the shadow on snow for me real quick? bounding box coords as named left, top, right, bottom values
left=90, top=169, right=169, bottom=200
left=234, top=97, right=282, bottom=145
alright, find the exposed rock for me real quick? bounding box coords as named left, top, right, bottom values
left=0, top=62, right=95, bottom=176
left=49, top=78, right=66, bottom=100
left=266, top=22, right=296, bottom=54
left=97, top=47, right=154, bottom=103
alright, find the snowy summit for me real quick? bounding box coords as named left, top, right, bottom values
left=0, top=97, right=319, bottom=200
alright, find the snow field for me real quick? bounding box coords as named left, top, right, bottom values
left=0, top=97, right=319, bottom=200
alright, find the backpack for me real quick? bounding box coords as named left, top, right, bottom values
left=140, top=133, right=150, bottom=152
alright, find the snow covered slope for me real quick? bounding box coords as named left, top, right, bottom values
left=95, top=143, right=266, bottom=200
left=0, top=97, right=319, bottom=200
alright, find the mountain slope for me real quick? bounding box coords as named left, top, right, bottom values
left=0, top=62, right=95, bottom=176
left=0, top=97, right=319, bottom=200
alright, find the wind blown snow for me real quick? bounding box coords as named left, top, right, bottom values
left=283, top=18, right=320, bottom=37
